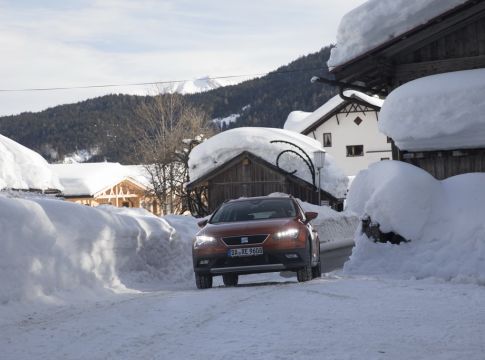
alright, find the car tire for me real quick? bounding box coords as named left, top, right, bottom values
left=222, top=273, right=239, bottom=287
left=297, top=263, right=312, bottom=282
left=195, top=273, right=213, bottom=289
left=312, top=259, right=322, bottom=279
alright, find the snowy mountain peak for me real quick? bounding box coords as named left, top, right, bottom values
left=160, top=76, right=224, bottom=95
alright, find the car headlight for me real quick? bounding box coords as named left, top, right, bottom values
left=274, top=228, right=299, bottom=239
left=194, top=235, right=217, bottom=248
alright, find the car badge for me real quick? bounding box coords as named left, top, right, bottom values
left=241, top=237, right=249, bottom=244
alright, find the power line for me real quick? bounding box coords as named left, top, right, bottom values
left=0, top=67, right=328, bottom=93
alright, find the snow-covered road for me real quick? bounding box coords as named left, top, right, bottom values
left=2, top=274, right=484, bottom=360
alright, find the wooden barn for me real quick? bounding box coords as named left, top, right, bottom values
left=186, top=151, right=342, bottom=216
left=326, top=0, right=485, bottom=179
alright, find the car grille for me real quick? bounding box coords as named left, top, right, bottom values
left=222, top=234, right=268, bottom=246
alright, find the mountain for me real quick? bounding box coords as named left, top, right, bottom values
left=159, top=76, right=226, bottom=95
left=0, top=46, right=337, bottom=164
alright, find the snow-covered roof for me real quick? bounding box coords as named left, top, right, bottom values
left=0, top=134, right=62, bottom=191
left=284, top=91, right=384, bottom=134
left=379, top=69, right=485, bottom=152
left=188, top=127, right=348, bottom=199
left=51, top=162, right=148, bottom=197
left=328, top=0, right=470, bottom=69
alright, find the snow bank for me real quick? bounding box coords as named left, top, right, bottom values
left=0, top=195, right=197, bottom=304
left=0, top=134, right=62, bottom=191
left=189, top=127, right=348, bottom=199
left=284, top=91, right=384, bottom=134
left=379, top=69, right=485, bottom=151
left=328, top=0, right=469, bottom=68
left=345, top=161, right=485, bottom=283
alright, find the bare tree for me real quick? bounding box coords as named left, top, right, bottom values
left=129, top=92, right=215, bottom=215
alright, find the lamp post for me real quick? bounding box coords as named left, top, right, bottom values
left=313, top=150, right=326, bottom=206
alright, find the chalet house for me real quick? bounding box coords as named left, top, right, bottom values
left=50, top=163, right=160, bottom=215
left=284, top=91, right=390, bottom=176
left=186, top=127, right=349, bottom=216
left=326, top=0, right=485, bottom=179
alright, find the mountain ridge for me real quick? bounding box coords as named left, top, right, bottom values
left=0, top=45, right=337, bottom=163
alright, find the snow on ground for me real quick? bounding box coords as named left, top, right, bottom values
left=284, top=91, right=384, bottom=134
left=328, top=0, right=469, bottom=69
left=212, top=113, right=240, bottom=128
left=1, top=273, right=484, bottom=360
left=345, top=160, right=485, bottom=284
left=189, top=127, right=348, bottom=199
left=379, top=69, right=485, bottom=151
left=0, top=194, right=196, bottom=304
left=0, top=134, right=62, bottom=191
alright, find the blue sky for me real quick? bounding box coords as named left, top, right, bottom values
left=0, top=0, right=366, bottom=115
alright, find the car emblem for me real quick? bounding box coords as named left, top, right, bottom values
left=241, top=237, right=249, bottom=244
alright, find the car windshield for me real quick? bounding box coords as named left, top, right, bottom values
left=210, top=198, right=297, bottom=224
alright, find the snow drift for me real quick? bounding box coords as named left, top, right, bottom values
left=345, top=161, right=485, bottom=284
left=189, top=127, right=348, bottom=199
left=379, top=69, right=485, bottom=151
left=328, top=0, right=469, bottom=68
left=0, top=195, right=197, bottom=304
left=0, top=134, right=62, bottom=191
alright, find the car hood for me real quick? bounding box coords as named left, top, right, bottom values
left=198, top=218, right=298, bottom=238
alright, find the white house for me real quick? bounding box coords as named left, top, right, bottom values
left=284, top=91, right=391, bottom=176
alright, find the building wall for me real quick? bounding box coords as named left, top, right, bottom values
left=308, top=107, right=392, bottom=176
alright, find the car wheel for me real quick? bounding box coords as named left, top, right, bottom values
left=312, top=258, right=322, bottom=279
left=222, top=273, right=239, bottom=287
left=195, top=273, right=213, bottom=289
left=297, top=264, right=312, bottom=282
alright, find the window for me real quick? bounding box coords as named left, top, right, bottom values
left=346, top=145, right=364, bottom=157
left=323, top=133, right=332, bottom=147
left=354, top=116, right=363, bottom=126
left=381, top=157, right=390, bottom=161
left=387, top=136, right=392, bottom=144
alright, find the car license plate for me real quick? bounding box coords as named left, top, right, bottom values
left=228, top=247, right=263, bottom=258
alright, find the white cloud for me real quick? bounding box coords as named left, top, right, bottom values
left=0, top=0, right=366, bottom=116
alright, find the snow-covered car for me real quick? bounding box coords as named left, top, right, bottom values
left=192, top=196, right=321, bottom=289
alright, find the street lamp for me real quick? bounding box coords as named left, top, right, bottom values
left=313, top=150, right=326, bottom=206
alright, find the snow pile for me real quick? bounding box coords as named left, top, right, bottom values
left=379, top=69, right=485, bottom=151
left=0, top=134, right=62, bottom=191
left=328, top=0, right=469, bottom=68
left=284, top=91, right=384, bottom=134
left=189, top=127, right=348, bottom=199
left=345, top=161, right=485, bottom=283
left=51, top=162, right=147, bottom=196
left=299, top=200, right=359, bottom=244
left=0, top=195, right=197, bottom=304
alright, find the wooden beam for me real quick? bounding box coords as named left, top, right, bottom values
left=395, top=54, right=485, bottom=81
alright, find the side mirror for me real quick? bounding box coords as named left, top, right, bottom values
left=304, top=212, right=318, bottom=223
left=197, top=219, right=208, bottom=228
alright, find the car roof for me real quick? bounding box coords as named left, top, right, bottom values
left=226, top=196, right=293, bottom=203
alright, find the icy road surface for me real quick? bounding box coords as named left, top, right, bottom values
left=2, top=274, right=484, bottom=360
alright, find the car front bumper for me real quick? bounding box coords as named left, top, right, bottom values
left=193, top=247, right=309, bottom=275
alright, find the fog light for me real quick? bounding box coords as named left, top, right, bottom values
left=199, top=260, right=209, bottom=265
left=285, top=254, right=299, bottom=259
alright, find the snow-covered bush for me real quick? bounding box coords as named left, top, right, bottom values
left=345, top=161, right=485, bottom=284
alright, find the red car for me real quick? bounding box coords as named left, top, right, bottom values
left=192, top=196, right=321, bottom=289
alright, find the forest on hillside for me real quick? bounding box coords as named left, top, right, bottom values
left=0, top=46, right=336, bottom=164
